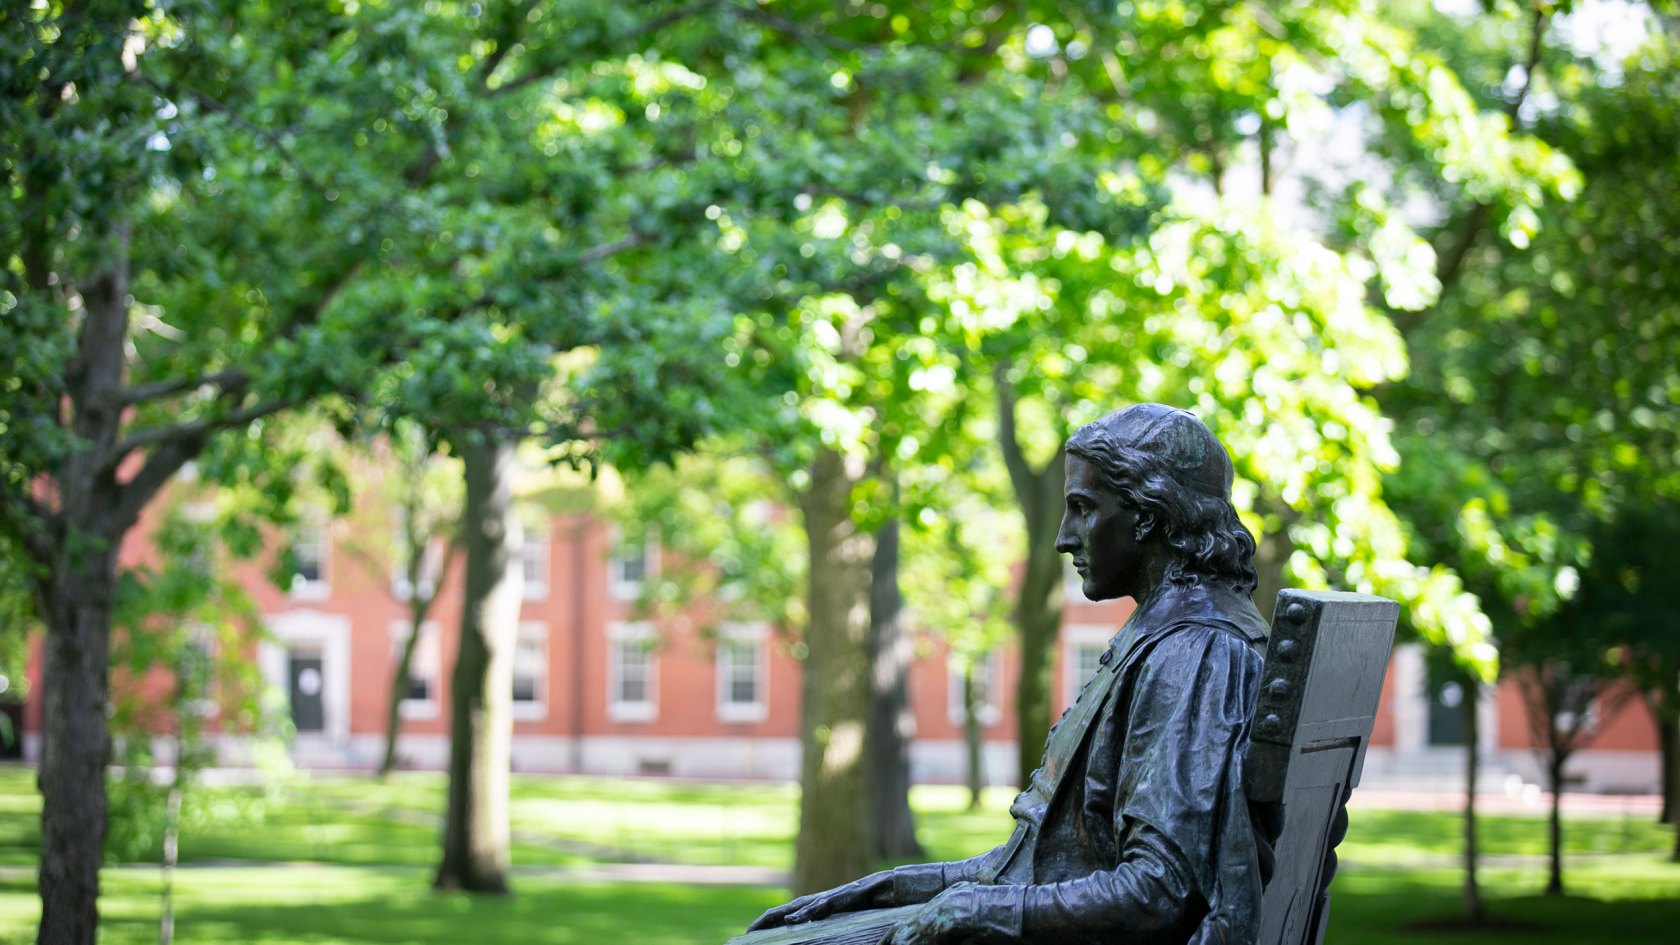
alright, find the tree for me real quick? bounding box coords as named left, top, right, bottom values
left=335, top=422, right=463, bottom=779
left=1504, top=615, right=1629, bottom=896
left=102, top=495, right=274, bottom=944
left=1384, top=2, right=1680, bottom=896
left=896, top=0, right=1581, bottom=787
left=683, top=4, right=1125, bottom=891
left=1, top=0, right=734, bottom=934
left=434, top=436, right=522, bottom=892
left=899, top=459, right=1018, bottom=811
left=865, top=489, right=924, bottom=861
left=1570, top=505, right=1680, bottom=861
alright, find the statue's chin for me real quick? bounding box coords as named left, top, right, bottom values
left=1081, top=580, right=1116, bottom=603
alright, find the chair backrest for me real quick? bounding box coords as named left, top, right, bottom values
left=1245, top=589, right=1398, bottom=945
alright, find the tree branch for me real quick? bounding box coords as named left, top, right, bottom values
left=729, top=3, right=876, bottom=53
left=122, top=368, right=248, bottom=407
left=492, top=1, right=723, bottom=97
left=1430, top=2, right=1550, bottom=296
left=142, top=79, right=330, bottom=198
left=110, top=437, right=204, bottom=535
left=994, top=359, right=1034, bottom=503
left=576, top=232, right=646, bottom=266
left=277, top=257, right=367, bottom=338
left=107, top=398, right=288, bottom=470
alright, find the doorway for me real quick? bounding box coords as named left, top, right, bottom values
left=287, top=647, right=326, bottom=735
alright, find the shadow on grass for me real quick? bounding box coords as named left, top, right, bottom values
left=2, top=867, right=784, bottom=945
left=1325, top=867, right=1680, bottom=945
left=164, top=882, right=771, bottom=945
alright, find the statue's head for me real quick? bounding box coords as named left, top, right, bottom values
left=1057, top=403, right=1258, bottom=601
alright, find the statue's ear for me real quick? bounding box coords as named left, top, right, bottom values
left=1135, top=513, right=1156, bottom=543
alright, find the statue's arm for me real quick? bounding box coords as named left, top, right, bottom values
left=885, top=628, right=1260, bottom=945
left=890, top=841, right=1010, bottom=898
left=747, top=846, right=1009, bottom=932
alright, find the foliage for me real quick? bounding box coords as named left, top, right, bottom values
left=1385, top=5, right=1678, bottom=695
left=105, top=498, right=279, bottom=863
left=609, top=454, right=806, bottom=637
left=899, top=453, right=1019, bottom=676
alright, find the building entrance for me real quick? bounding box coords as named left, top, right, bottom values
left=288, top=648, right=326, bottom=734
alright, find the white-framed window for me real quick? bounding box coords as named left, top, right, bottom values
left=180, top=623, right=218, bottom=718
left=948, top=650, right=1001, bottom=727
left=178, top=501, right=217, bottom=578
left=607, top=621, right=658, bottom=722
left=288, top=516, right=330, bottom=599
left=512, top=621, right=548, bottom=719
left=520, top=522, right=549, bottom=601
left=715, top=622, right=768, bottom=723
left=388, top=620, right=440, bottom=718
left=609, top=531, right=657, bottom=601
left=1062, top=624, right=1113, bottom=708
left=391, top=527, right=445, bottom=602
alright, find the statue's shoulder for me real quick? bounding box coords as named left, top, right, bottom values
left=1134, top=583, right=1268, bottom=647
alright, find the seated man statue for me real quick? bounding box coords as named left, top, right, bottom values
left=745, top=403, right=1275, bottom=945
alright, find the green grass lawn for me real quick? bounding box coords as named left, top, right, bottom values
left=0, top=867, right=780, bottom=945
left=1, top=764, right=1676, bottom=944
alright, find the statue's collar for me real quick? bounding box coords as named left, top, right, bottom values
left=1113, top=579, right=1268, bottom=654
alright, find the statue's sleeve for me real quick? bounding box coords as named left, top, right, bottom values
left=887, top=843, right=1009, bottom=902
left=1014, top=626, right=1263, bottom=944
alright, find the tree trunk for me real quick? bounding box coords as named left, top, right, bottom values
left=1545, top=755, right=1565, bottom=896
left=160, top=782, right=181, bottom=945
left=37, top=227, right=133, bottom=945
left=995, top=365, right=1066, bottom=791
left=792, top=447, right=877, bottom=894
left=1652, top=696, right=1677, bottom=835
left=435, top=437, right=521, bottom=893
left=1653, top=696, right=1666, bottom=820
left=1007, top=458, right=1064, bottom=792
left=1461, top=688, right=1483, bottom=922
left=1664, top=706, right=1680, bottom=862
left=1250, top=519, right=1294, bottom=622
left=380, top=620, right=425, bottom=778
left=36, top=556, right=119, bottom=945
left=963, top=665, right=984, bottom=812
left=867, top=511, right=922, bottom=860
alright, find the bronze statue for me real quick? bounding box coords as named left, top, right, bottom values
left=739, top=404, right=1277, bottom=945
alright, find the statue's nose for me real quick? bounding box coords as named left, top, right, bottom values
left=1054, top=519, right=1079, bottom=554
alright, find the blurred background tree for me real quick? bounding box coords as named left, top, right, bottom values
left=1382, top=0, right=1680, bottom=900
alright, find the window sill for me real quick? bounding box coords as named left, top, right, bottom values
left=398, top=701, right=439, bottom=720
left=717, top=704, right=767, bottom=724
left=288, top=581, right=331, bottom=602
left=607, top=702, right=657, bottom=723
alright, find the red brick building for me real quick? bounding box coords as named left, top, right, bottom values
left=15, top=500, right=1663, bottom=794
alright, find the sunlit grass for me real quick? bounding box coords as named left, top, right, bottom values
left=1338, top=806, right=1673, bottom=866
left=1, top=763, right=1677, bottom=944
left=0, top=866, right=779, bottom=945
left=1, top=765, right=1674, bottom=872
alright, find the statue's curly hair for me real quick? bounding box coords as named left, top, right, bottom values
left=1066, top=415, right=1259, bottom=594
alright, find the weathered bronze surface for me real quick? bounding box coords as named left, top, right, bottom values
left=730, top=404, right=1396, bottom=945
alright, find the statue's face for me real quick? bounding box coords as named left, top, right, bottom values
left=1055, top=453, right=1154, bottom=602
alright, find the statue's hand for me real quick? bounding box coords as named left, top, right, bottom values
left=747, top=870, right=895, bottom=931
left=879, top=883, right=1019, bottom=945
